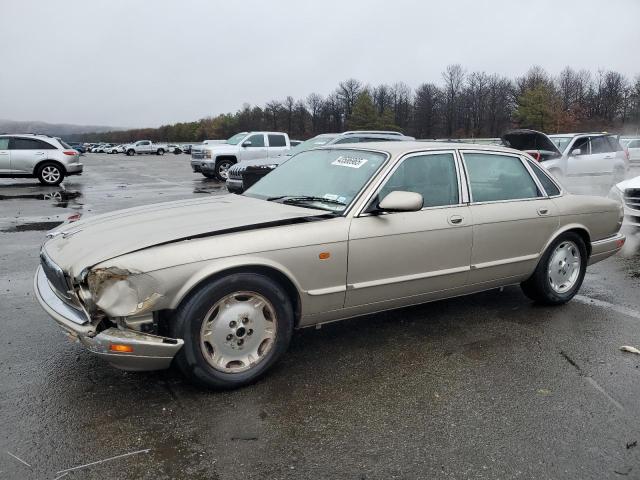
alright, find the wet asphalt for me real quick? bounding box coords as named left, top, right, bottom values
left=1, top=153, right=640, bottom=480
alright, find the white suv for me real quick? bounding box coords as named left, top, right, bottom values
left=0, top=134, right=83, bottom=186
left=503, top=130, right=628, bottom=192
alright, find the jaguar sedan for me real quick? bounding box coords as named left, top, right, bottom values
left=35, top=142, right=626, bottom=389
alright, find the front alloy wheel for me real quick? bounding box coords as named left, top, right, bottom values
left=216, top=160, right=233, bottom=180
left=200, top=292, right=277, bottom=373
left=172, top=273, right=294, bottom=389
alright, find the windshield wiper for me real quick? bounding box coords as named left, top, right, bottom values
left=268, top=195, right=345, bottom=206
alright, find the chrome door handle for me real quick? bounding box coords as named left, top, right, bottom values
left=604, top=155, right=613, bottom=159
left=449, top=215, right=463, bottom=225
left=35, top=151, right=44, bottom=154
left=538, top=208, right=549, bottom=216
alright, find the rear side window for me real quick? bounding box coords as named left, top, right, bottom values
left=379, top=153, right=459, bottom=208
left=528, top=161, right=561, bottom=196
left=10, top=138, right=56, bottom=150
left=464, top=153, right=541, bottom=202
left=268, top=134, right=286, bottom=147
left=590, top=136, right=613, bottom=154
left=606, top=136, right=623, bottom=152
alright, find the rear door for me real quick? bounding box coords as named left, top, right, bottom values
left=0, top=137, right=10, bottom=172
left=8, top=137, right=51, bottom=173
left=267, top=134, right=288, bottom=158
left=462, top=151, right=559, bottom=284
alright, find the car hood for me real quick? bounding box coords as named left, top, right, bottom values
left=196, top=144, right=237, bottom=154
left=42, top=194, right=327, bottom=277
left=501, top=129, right=563, bottom=156
left=615, top=175, right=640, bottom=191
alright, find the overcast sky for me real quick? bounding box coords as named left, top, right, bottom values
left=2, top=0, right=639, bottom=128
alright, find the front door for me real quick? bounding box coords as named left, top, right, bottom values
left=346, top=151, right=472, bottom=308
left=241, top=134, right=268, bottom=161
left=461, top=151, right=559, bottom=284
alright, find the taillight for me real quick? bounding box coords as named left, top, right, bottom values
left=63, top=150, right=77, bottom=155
left=625, top=148, right=630, bottom=162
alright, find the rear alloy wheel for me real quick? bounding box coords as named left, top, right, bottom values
left=172, top=273, right=294, bottom=389
left=127, top=149, right=135, bottom=156
left=215, top=159, right=234, bottom=181
left=521, top=232, right=587, bottom=305
left=157, top=149, right=165, bottom=156
left=37, top=163, right=64, bottom=186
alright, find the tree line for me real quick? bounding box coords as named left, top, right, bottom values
left=73, top=65, right=640, bottom=143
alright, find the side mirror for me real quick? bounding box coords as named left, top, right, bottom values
left=378, top=191, right=423, bottom=212
left=571, top=148, right=582, bottom=156
left=242, top=140, right=252, bottom=147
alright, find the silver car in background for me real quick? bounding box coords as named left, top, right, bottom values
left=0, top=134, right=83, bottom=185
left=35, top=141, right=624, bottom=389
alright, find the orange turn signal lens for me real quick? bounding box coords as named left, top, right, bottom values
left=319, top=252, right=331, bottom=260
left=110, top=344, right=133, bottom=353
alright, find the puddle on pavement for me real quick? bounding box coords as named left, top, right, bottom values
left=0, top=188, right=83, bottom=208
left=2, top=221, right=63, bottom=232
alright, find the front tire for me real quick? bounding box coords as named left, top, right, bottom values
left=157, top=149, right=165, bottom=156
left=521, top=232, right=587, bottom=305
left=37, top=162, right=64, bottom=186
left=215, top=159, right=234, bottom=181
left=172, top=273, right=294, bottom=389
left=127, top=149, right=135, bottom=156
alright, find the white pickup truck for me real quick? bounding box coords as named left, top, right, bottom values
left=190, top=131, right=290, bottom=180
left=125, top=140, right=170, bottom=156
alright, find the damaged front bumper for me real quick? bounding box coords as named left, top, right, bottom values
left=34, top=266, right=183, bottom=371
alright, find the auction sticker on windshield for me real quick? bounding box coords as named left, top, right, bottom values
left=332, top=156, right=368, bottom=168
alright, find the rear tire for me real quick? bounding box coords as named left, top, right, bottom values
left=157, top=149, right=165, bottom=156
left=171, top=273, right=294, bottom=389
left=37, top=162, right=64, bottom=186
left=127, top=149, right=135, bottom=156
left=521, top=232, right=587, bottom=305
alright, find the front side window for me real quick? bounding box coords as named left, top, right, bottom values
left=378, top=153, right=459, bottom=208
left=268, top=134, right=286, bottom=147
left=245, top=134, right=265, bottom=147
left=245, top=149, right=387, bottom=213
left=570, top=137, right=590, bottom=156
left=464, top=153, right=540, bottom=202
left=0, top=138, right=9, bottom=149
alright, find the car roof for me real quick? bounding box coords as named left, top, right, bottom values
left=320, top=140, right=528, bottom=158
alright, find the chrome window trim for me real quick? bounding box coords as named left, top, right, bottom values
left=354, top=150, right=465, bottom=217
left=459, top=150, right=548, bottom=205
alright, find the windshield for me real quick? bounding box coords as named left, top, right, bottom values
left=288, top=134, right=339, bottom=155
left=550, top=136, right=572, bottom=152
left=244, top=148, right=387, bottom=213
left=226, top=133, right=248, bottom=145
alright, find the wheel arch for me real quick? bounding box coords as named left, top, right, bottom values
left=33, top=159, right=66, bottom=176
left=214, top=155, right=237, bottom=164
left=174, top=263, right=302, bottom=327
left=541, top=224, right=592, bottom=259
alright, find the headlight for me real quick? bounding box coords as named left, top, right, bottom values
left=87, top=267, right=162, bottom=317
left=204, top=151, right=212, bottom=159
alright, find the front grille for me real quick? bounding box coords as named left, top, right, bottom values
left=40, top=250, right=71, bottom=299
left=624, top=189, right=640, bottom=210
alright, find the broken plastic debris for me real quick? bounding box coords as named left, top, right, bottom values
left=620, top=346, right=640, bottom=355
